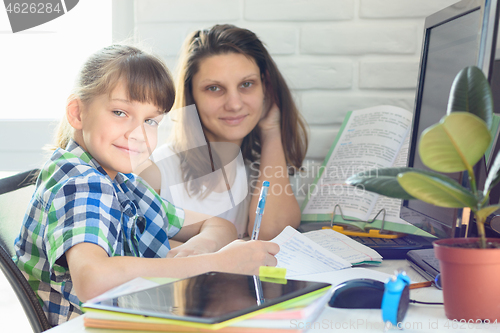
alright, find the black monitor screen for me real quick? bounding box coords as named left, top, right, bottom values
left=415, top=10, right=481, bottom=135
left=401, top=5, right=485, bottom=238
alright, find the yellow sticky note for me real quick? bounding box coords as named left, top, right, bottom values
left=259, top=266, right=286, bottom=279
left=260, top=276, right=287, bottom=284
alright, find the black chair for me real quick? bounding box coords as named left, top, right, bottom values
left=0, top=169, right=51, bottom=332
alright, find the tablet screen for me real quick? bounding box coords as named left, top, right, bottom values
left=83, top=272, right=331, bottom=324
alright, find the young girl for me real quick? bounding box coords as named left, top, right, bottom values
left=138, top=24, right=309, bottom=240
left=14, top=45, right=279, bottom=327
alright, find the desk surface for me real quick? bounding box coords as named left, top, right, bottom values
left=46, top=260, right=499, bottom=333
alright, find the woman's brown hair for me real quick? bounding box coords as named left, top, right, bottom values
left=54, top=44, right=175, bottom=149
left=171, top=24, right=308, bottom=196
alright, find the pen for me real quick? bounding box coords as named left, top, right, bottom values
left=409, top=281, right=433, bottom=289
left=253, top=275, right=265, bottom=306
left=251, top=181, right=270, bottom=240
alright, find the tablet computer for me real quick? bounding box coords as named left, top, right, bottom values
left=82, top=271, right=331, bottom=326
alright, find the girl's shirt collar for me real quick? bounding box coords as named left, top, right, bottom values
left=64, top=139, right=129, bottom=183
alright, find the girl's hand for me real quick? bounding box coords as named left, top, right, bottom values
left=258, top=102, right=281, bottom=135
left=214, top=240, right=280, bottom=275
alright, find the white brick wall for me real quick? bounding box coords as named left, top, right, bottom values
left=117, top=0, right=461, bottom=199
left=359, top=0, right=459, bottom=18
left=359, top=61, right=420, bottom=89
left=244, top=0, right=355, bottom=21
left=274, top=57, right=353, bottom=90
left=301, top=23, right=418, bottom=55
left=136, top=0, right=240, bottom=22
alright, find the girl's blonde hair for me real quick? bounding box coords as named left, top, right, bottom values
left=172, top=24, right=309, bottom=197
left=54, top=44, right=175, bottom=149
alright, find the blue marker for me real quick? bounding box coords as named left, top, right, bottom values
left=251, top=181, right=270, bottom=240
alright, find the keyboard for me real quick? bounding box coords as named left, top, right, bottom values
left=351, top=234, right=434, bottom=259
left=299, top=222, right=434, bottom=259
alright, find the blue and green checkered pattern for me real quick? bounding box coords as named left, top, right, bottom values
left=14, top=140, right=184, bottom=326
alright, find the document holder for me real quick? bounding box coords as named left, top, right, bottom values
left=326, top=205, right=403, bottom=239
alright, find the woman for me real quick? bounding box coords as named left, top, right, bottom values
left=138, top=24, right=308, bottom=240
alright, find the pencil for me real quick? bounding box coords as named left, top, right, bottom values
left=409, top=281, right=433, bottom=289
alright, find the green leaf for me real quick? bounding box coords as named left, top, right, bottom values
left=484, top=151, right=500, bottom=196
left=345, top=167, right=416, bottom=200
left=447, top=66, right=494, bottom=129
left=419, top=112, right=491, bottom=173
left=475, top=205, right=500, bottom=220
left=397, top=171, right=477, bottom=208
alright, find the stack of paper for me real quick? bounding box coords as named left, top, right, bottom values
left=231, top=290, right=331, bottom=330
left=271, top=226, right=382, bottom=279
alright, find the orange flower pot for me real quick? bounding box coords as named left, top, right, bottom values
left=434, top=238, right=500, bottom=321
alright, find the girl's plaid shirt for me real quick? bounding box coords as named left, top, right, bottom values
left=14, top=140, right=184, bottom=326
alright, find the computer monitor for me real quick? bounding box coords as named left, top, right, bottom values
left=400, top=0, right=500, bottom=239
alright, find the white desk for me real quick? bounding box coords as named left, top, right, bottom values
left=45, top=260, right=500, bottom=333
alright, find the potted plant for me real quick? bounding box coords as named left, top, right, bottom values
left=346, top=66, right=500, bottom=321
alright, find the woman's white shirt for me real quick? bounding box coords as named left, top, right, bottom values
left=151, top=144, right=253, bottom=238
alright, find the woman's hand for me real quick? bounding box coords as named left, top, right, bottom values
left=166, top=236, right=217, bottom=258
left=168, top=215, right=237, bottom=258
left=258, top=102, right=281, bottom=136
left=249, top=100, right=302, bottom=240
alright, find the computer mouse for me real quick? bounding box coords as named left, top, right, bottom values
left=328, top=278, right=385, bottom=309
